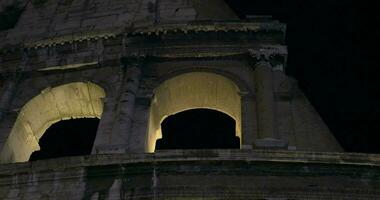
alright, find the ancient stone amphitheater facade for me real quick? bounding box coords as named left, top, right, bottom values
left=0, top=0, right=379, bottom=199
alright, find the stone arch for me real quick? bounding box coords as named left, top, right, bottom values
left=156, top=67, right=252, bottom=95
left=46, top=76, right=115, bottom=99
left=12, top=77, right=115, bottom=111
left=147, top=72, right=242, bottom=152
left=0, top=82, right=105, bottom=163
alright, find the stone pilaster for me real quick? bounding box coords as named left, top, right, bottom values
left=92, top=98, right=117, bottom=154
left=240, top=94, right=256, bottom=149
left=0, top=75, right=19, bottom=122
left=254, top=61, right=277, bottom=139
left=118, top=62, right=141, bottom=152
left=249, top=48, right=288, bottom=149
left=94, top=59, right=142, bottom=153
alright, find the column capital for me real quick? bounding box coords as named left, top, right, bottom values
left=248, top=46, right=287, bottom=72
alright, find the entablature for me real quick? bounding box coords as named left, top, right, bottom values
left=0, top=21, right=287, bottom=75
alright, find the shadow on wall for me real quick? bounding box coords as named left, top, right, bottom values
left=0, top=1, right=24, bottom=31
left=0, top=82, right=105, bottom=163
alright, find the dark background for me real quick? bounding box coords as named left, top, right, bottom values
left=225, top=0, right=379, bottom=153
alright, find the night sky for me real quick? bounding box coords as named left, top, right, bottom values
left=226, top=0, right=379, bottom=153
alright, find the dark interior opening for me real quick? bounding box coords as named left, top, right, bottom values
left=155, top=108, right=240, bottom=150
left=29, top=118, right=100, bottom=161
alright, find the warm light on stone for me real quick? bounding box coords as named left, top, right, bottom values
left=147, top=72, right=242, bottom=152
left=0, top=82, right=105, bottom=163
left=0, top=0, right=364, bottom=198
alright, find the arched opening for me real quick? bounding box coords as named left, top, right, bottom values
left=156, top=108, right=239, bottom=150
left=29, top=118, right=100, bottom=161
left=0, top=82, right=105, bottom=163
left=147, top=72, right=241, bottom=152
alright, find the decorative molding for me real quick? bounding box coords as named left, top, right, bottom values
left=17, top=21, right=285, bottom=50
left=24, top=29, right=121, bottom=49
left=131, top=21, right=286, bottom=36
left=248, top=45, right=288, bottom=71
left=248, top=45, right=287, bottom=61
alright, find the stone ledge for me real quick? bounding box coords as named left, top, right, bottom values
left=1, top=150, right=380, bottom=175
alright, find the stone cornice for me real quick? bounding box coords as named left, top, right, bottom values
left=23, top=29, right=121, bottom=49
left=124, top=50, right=246, bottom=59
left=2, top=21, right=285, bottom=51
left=125, top=45, right=286, bottom=60
left=131, top=21, right=286, bottom=36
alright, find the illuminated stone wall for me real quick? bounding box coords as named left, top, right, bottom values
left=0, top=82, right=105, bottom=163
left=0, top=1, right=364, bottom=199
left=147, top=72, right=242, bottom=152
left=0, top=22, right=344, bottom=163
